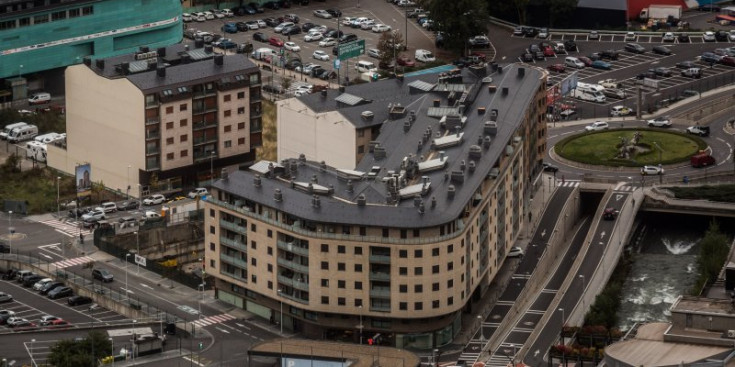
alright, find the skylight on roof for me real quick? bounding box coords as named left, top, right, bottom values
left=408, top=80, right=435, bottom=92
left=128, top=60, right=149, bottom=74
left=427, top=107, right=460, bottom=118
left=335, top=93, right=365, bottom=106
left=188, top=49, right=213, bottom=61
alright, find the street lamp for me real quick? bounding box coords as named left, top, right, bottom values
left=277, top=288, right=283, bottom=334
left=137, top=184, right=142, bottom=208
left=134, top=231, right=140, bottom=274
left=30, top=338, right=35, bottom=367
left=210, top=150, right=217, bottom=186
left=358, top=304, right=363, bottom=345
left=558, top=307, right=565, bottom=335
left=477, top=315, right=484, bottom=342
left=126, top=165, right=131, bottom=199
left=198, top=282, right=205, bottom=320
left=125, top=253, right=131, bottom=302
left=8, top=211, right=12, bottom=254
left=109, top=337, right=115, bottom=367
left=579, top=274, right=586, bottom=309
left=56, top=176, right=61, bottom=218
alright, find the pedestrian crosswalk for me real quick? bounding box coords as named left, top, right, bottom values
left=558, top=180, right=580, bottom=187
left=36, top=219, right=91, bottom=238
left=51, top=256, right=94, bottom=269
left=615, top=186, right=636, bottom=192
left=192, top=313, right=236, bottom=328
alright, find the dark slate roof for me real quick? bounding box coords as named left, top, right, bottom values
left=578, top=0, right=626, bottom=11
left=87, top=44, right=258, bottom=93
left=214, top=63, right=544, bottom=228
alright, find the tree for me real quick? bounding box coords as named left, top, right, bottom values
left=420, top=0, right=489, bottom=54
left=513, top=0, right=530, bottom=26
left=548, top=0, right=578, bottom=27
left=377, top=31, right=405, bottom=72
left=693, top=220, right=729, bottom=294
left=47, top=330, right=112, bottom=366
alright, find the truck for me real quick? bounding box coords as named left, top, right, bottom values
left=690, top=152, right=715, bottom=168
left=132, top=333, right=165, bottom=357
left=639, top=5, right=682, bottom=21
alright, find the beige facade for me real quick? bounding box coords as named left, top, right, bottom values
left=277, top=99, right=358, bottom=169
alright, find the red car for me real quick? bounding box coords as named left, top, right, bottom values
left=720, top=56, right=735, bottom=67
left=468, top=51, right=487, bottom=62
left=541, top=45, right=555, bottom=57
left=268, top=36, right=284, bottom=47
left=547, top=64, right=566, bottom=73
left=577, top=56, right=593, bottom=67
left=397, top=56, right=416, bottom=67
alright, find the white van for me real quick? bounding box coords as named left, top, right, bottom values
left=25, top=141, right=47, bottom=162
left=28, top=92, right=51, bottom=105
left=415, top=49, right=435, bottom=62
left=8, top=124, right=38, bottom=143
left=1, top=122, right=28, bottom=140
left=564, top=57, right=584, bottom=69
left=355, top=60, right=377, bottom=73
left=252, top=47, right=276, bottom=61
left=34, top=132, right=63, bottom=144
left=572, top=82, right=606, bottom=103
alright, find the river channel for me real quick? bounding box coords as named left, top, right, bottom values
left=617, top=212, right=735, bottom=331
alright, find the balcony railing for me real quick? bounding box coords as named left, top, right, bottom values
left=369, top=288, right=391, bottom=298
left=209, top=198, right=467, bottom=245
left=277, top=257, right=309, bottom=274
left=220, top=220, right=247, bottom=235
left=193, top=136, right=217, bottom=145
left=369, top=303, right=391, bottom=312
left=280, top=291, right=308, bottom=305
left=368, top=272, right=390, bottom=281
left=145, top=131, right=160, bottom=140
left=368, top=255, right=391, bottom=264
left=276, top=240, right=309, bottom=257
left=145, top=117, right=160, bottom=126
left=145, top=146, right=160, bottom=155
left=220, top=236, right=248, bottom=252
left=221, top=269, right=247, bottom=283
left=220, top=253, right=248, bottom=269
left=193, top=121, right=218, bottom=130
left=277, top=275, right=310, bottom=292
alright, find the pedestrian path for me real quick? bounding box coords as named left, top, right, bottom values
left=35, top=218, right=91, bottom=238
left=51, top=256, right=94, bottom=269
left=192, top=313, right=236, bottom=328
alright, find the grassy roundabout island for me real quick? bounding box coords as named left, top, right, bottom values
left=555, top=128, right=708, bottom=167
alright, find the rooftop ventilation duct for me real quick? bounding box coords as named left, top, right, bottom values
left=311, top=195, right=320, bottom=208
left=357, top=194, right=367, bottom=206
left=468, top=160, right=476, bottom=173
left=388, top=104, right=406, bottom=120
left=311, top=174, right=319, bottom=184
left=214, top=54, right=224, bottom=66
left=274, top=188, right=282, bottom=202
left=498, top=65, right=503, bottom=74
left=403, top=121, right=412, bottom=132
left=361, top=111, right=374, bottom=121
left=140, top=46, right=150, bottom=53
left=484, top=122, right=498, bottom=136
left=254, top=174, right=261, bottom=187
left=468, top=145, right=482, bottom=159
left=409, top=110, right=416, bottom=122
left=431, top=196, right=437, bottom=208
left=181, top=54, right=191, bottom=64
left=490, top=109, right=498, bottom=121
left=450, top=170, right=464, bottom=183
left=418, top=201, right=425, bottom=215
left=320, top=161, right=327, bottom=172
left=194, top=38, right=204, bottom=48
left=346, top=179, right=353, bottom=193
left=517, top=67, right=525, bottom=78
left=447, top=185, right=456, bottom=199
left=469, top=64, right=487, bottom=77
left=373, top=146, right=386, bottom=160
left=502, top=87, right=509, bottom=96
left=157, top=66, right=166, bottom=78
left=433, top=99, right=441, bottom=107
left=488, top=85, right=497, bottom=93
left=321, top=89, right=327, bottom=97
left=299, top=153, right=307, bottom=164
left=483, top=136, right=491, bottom=149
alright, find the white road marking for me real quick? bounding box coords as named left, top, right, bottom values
left=215, top=326, right=230, bottom=334
left=235, top=323, right=251, bottom=330
left=183, top=356, right=206, bottom=366
left=600, top=231, right=607, bottom=239
left=39, top=253, right=53, bottom=260
left=120, top=288, right=134, bottom=294
left=140, top=283, right=152, bottom=289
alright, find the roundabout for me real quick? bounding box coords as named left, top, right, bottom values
left=554, top=128, right=707, bottom=167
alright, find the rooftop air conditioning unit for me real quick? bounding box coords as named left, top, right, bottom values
left=728, top=330, right=735, bottom=338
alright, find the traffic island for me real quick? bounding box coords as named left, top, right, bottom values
left=555, top=128, right=706, bottom=167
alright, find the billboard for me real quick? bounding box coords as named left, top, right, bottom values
left=75, top=164, right=91, bottom=198
left=560, top=72, right=578, bottom=96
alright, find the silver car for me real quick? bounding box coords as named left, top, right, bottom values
left=367, top=48, right=381, bottom=59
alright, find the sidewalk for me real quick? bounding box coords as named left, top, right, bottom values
left=440, top=174, right=554, bottom=354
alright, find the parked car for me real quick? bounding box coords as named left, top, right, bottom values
left=0, top=293, right=12, bottom=303
left=507, top=246, right=524, bottom=258
left=0, top=310, right=15, bottom=324
left=591, top=60, right=611, bottom=70
left=468, top=35, right=490, bottom=48
left=610, top=105, right=633, bottom=117
left=599, top=49, right=619, bottom=60
left=304, top=32, right=322, bottom=42
left=284, top=41, right=300, bottom=52
left=603, top=207, right=618, bottom=220
left=650, top=67, right=671, bottom=77
left=33, top=278, right=53, bottom=291
left=81, top=209, right=105, bottom=222
left=48, top=286, right=73, bottom=299
left=676, top=60, right=696, bottom=69
left=681, top=67, right=702, bottom=78
left=39, top=315, right=63, bottom=326
left=367, top=48, right=381, bottom=58
left=222, top=22, right=238, bottom=34
left=678, top=33, right=690, bottom=43
left=253, top=32, right=268, bottom=42
left=647, top=117, right=672, bottom=127
left=641, top=165, right=664, bottom=175
left=119, top=200, right=139, bottom=211
left=92, top=268, right=114, bottom=282
left=188, top=188, right=209, bottom=198
left=318, top=37, right=336, bottom=47
left=662, top=32, right=675, bottom=42
left=547, top=64, right=565, bottom=73
left=143, top=194, right=166, bottom=206
left=625, top=31, right=636, bottom=41
left=7, top=317, right=34, bottom=328
left=326, top=8, right=341, bottom=17
left=585, top=121, right=609, bottom=131
left=312, top=50, right=329, bottom=61
left=22, top=275, right=43, bottom=287
left=67, top=295, right=93, bottom=306
left=538, top=28, right=549, bottom=38
left=652, top=45, right=671, bottom=55
left=703, top=31, right=716, bottom=42
left=563, top=39, right=577, bottom=51
left=396, top=56, right=415, bottom=67
left=313, top=9, right=332, bottom=18
left=96, top=202, right=117, bottom=213
left=624, top=43, right=645, bottom=54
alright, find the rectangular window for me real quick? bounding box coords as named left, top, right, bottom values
left=355, top=299, right=362, bottom=307
left=432, top=248, right=440, bottom=256
left=338, top=263, right=345, bottom=271
left=414, top=285, right=423, bottom=293
left=250, top=258, right=256, bottom=266
left=224, top=110, right=232, bottom=118
left=166, top=153, right=174, bottom=161
left=210, top=209, right=215, bottom=217
left=321, top=279, right=329, bottom=287
left=321, top=244, right=329, bottom=252
left=180, top=119, right=188, bottom=127
left=359, top=227, right=366, bottom=236
left=399, top=302, right=407, bottom=310
left=355, top=281, right=362, bottom=290
left=338, top=297, right=346, bottom=306
left=166, top=106, right=174, bottom=114
left=382, top=228, right=389, bottom=237
left=432, top=300, right=440, bottom=309
left=414, top=267, right=423, bottom=275
left=432, top=265, right=439, bottom=274
left=166, top=137, right=174, bottom=145
left=209, top=242, right=215, bottom=251
left=448, top=297, right=454, bottom=305
left=224, top=140, right=232, bottom=148
left=400, top=229, right=407, bottom=239
left=321, top=261, right=328, bottom=270
left=238, top=138, right=245, bottom=145
left=267, top=264, right=272, bottom=272
left=224, top=125, right=232, bottom=132
left=250, top=241, right=256, bottom=249
left=180, top=104, right=188, bottom=111
left=224, top=95, right=231, bottom=102
left=237, top=107, right=246, bottom=114
left=267, top=281, right=272, bottom=289
left=267, top=247, right=273, bottom=255
left=237, top=91, right=245, bottom=99
left=321, top=296, right=329, bottom=305
left=82, top=6, right=93, bottom=15
left=267, top=230, right=273, bottom=238
left=68, top=9, right=80, bottom=18
left=338, top=245, right=345, bottom=254
left=448, top=244, right=454, bottom=253
left=432, top=282, right=439, bottom=291
left=399, top=285, right=407, bottom=293
left=210, top=259, right=215, bottom=269
left=414, top=250, right=423, bottom=258
left=354, top=264, right=362, bottom=272
left=180, top=150, right=188, bottom=157
left=399, top=267, right=407, bottom=276
left=413, top=229, right=420, bottom=237
left=166, top=122, right=174, bottom=129
left=238, top=122, right=245, bottom=130
left=338, top=280, right=345, bottom=288
left=250, top=224, right=256, bottom=232
left=448, top=262, right=454, bottom=271
left=18, top=18, right=30, bottom=27
left=399, top=250, right=407, bottom=258
left=180, top=135, right=188, bottom=142
left=209, top=226, right=215, bottom=234
left=51, top=11, right=66, bottom=21
left=414, top=302, right=423, bottom=310
left=33, top=14, right=49, bottom=24
left=354, top=247, right=363, bottom=255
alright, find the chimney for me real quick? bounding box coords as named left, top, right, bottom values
left=157, top=47, right=166, bottom=57
left=157, top=66, right=166, bottom=78
left=517, top=67, right=525, bottom=78
left=274, top=189, right=283, bottom=202
left=214, top=54, right=224, bottom=66
left=205, top=45, right=214, bottom=53
left=95, top=59, right=105, bottom=70
left=181, top=54, right=191, bottom=64
left=121, top=62, right=130, bottom=75
left=195, top=38, right=204, bottom=48
left=357, top=194, right=366, bottom=206
left=502, top=87, right=508, bottom=96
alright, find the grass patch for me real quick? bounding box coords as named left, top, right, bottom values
left=256, top=99, right=277, bottom=162
left=555, top=128, right=706, bottom=167
left=668, top=184, right=735, bottom=203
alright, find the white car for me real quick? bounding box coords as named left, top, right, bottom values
left=313, top=9, right=332, bottom=19
left=610, top=105, right=633, bottom=117
left=143, top=211, right=162, bottom=219
left=360, top=20, right=376, bottom=30
left=81, top=209, right=105, bottom=222
left=295, top=63, right=317, bottom=73
left=188, top=188, right=209, bottom=199
left=274, top=22, right=295, bottom=33
left=313, top=50, right=330, bottom=61
left=367, top=48, right=381, bottom=58
left=662, top=32, right=675, bottom=42
left=33, top=278, right=53, bottom=291
left=624, top=31, right=636, bottom=41
left=256, top=20, right=267, bottom=28
left=729, top=30, right=735, bottom=42
left=585, top=121, right=609, bottom=131
left=245, top=21, right=260, bottom=30
left=704, top=31, right=715, bottom=42
left=372, top=24, right=391, bottom=33
left=194, top=12, right=206, bottom=22
left=182, top=13, right=192, bottom=22
left=284, top=42, right=300, bottom=52
left=341, top=17, right=355, bottom=26
left=647, top=117, right=672, bottom=127
left=212, top=10, right=225, bottom=19
left=507, top=246, right=525, bottom=258
left=304, top=32, right=323, bottom=42
left=221, top=9, right=234, bottom=17
left=641, top=165, right=664, bottom=175
left=203, top=11, right=215, bottom=20
left=143, top=194, right=166, bottom=206
left=318, top=37, right=336, bottom=47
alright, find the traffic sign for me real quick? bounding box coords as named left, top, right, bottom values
left=134, top=254, right=146, bottom=267
left=334, top=59, right=341, bottom=70
left=338, top=39, right=365, bottom=61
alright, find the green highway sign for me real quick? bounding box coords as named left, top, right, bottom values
left=338, top=39, right=365, bottom=61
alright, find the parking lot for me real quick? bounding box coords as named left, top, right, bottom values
left=183, top=1, right=440, bottom=95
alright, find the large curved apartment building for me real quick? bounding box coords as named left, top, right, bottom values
left=204, top=64, right=548, bottom=349
left=0, top=0, right=182, bottom=79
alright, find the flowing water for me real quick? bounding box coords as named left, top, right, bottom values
left=616, top=213, right=735, bottom=331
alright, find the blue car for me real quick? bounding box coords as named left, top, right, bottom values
left=591, top=60, right=611, bottom=70
left=222, top=22, right=238, bottom=34
left=701, top=52, right=720, bottom=64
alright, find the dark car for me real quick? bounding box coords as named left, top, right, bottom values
left=547, top=64, right=565, bottom=73
left=119, top=200, right=139, bottom=211
left=301, top=22, right=316, bottom=32
left=600, top=49, right=619, bottom=60
left=700, top=4, right=720, bottom=11
left=715, top=30, right=729, bottom=42
left=285, top=59, right=302, bottom=70
left=339, top=33, right=357, bottom=43
left=263, top=1, right=280, bottom=9
left=0, top=310, right=15, bottom=324
left=282, top=25, right=301, bottom=35
left=326, top=8, right=342, bottom=17
left=624, top=43, right=645, bottom=54
left=22, top=275, right=43, bottom=288
left=236, top=22, right=250, bottom=32
left=563, top=39, right=577, bottom=51
left=277, top=0, right=292, bottom=8
left=248, top=2, right=265, bottom=12
left=92, top=268, right=114, bottom=282
left=542, top=163, right=559, bottom=173
left=0, top=244, right=9, bottom=254
left=652, top=45, right=671, bottom=55
left=48, top=286, right=73, bottom=299
left=253, top=32, right=268, bottom=42
left=397, top=56, right=416, bottom=67
left=701, top=52, right=720, bottom=64
left=284, top=13, right=299, bottom=23
left=678, top=33, right=690, bottom=43
left=520, top=52, right=533, bottom=62
left=324, top=29, right=343, bottom=39
left=309, top=66, right=325, bottom=77
left=676, top=60, right=696, bottom=69
left=650, top=67, right=672, bottom=77
left=603, top=207, right=618, bottom=220
left=40, top=281, right=64, bottom=295
left=222, top=22, right=238, bottom=34
left=67, top=295, right=93, bottom=306
left=68, top=207, right=91, bottom=218
left=316, top=69, right=337, bottom=80
left=522, top=26, right=538, bottom=37
left=720, top=56, right=735, bottom=67
left=264, top=17, right=279, bottom=27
